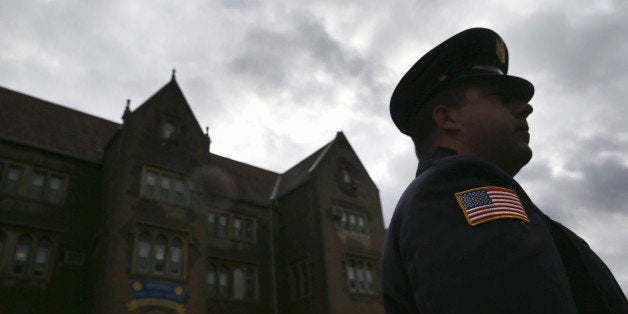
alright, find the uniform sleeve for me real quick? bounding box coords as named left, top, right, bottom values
left=398, top=158, right=578, bottom=313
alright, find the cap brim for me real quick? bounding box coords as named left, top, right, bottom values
left=450, top=73, right=534, bottom=102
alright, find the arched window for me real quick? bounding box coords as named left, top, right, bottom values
left=137, top=233, right=151, bottom=273
left=207, top=264, right=216, bottom=297
left=233, top=268, right=244, bottom=300
left=153, top=234, right=167, bottom=274
left=32, top=237, right=51, bottom=277
left=245, top=268, right=255, bottom=300
left=218, top=266, right=229, bottom=297
left=12, top=234, right=32, bottom=275
left=169, top=237, right=182, bottom=276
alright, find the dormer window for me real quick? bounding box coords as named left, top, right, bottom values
left=162, top=122, right=176, bottom=139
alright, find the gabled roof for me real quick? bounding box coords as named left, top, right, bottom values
left=127, top=77, right=204, bottom=135
left=0, top=86, right=119, bottom=162
left=274, top=133, right=338, bottom=197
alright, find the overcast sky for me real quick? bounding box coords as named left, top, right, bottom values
left=2, top=0, right=627, bottom=295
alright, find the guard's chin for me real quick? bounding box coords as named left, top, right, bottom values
left=510, top=148, right=533, bottom=176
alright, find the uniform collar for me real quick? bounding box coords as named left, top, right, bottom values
left=416, top=147, right=458, bottom=176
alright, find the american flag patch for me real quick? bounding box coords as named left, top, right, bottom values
left=455, top=186, right=529, bottom=226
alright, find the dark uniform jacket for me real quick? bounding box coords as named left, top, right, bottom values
left=382, top=148, right=628, bottom=313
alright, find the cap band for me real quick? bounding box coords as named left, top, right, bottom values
left=471, top=65, right=504, bottom=75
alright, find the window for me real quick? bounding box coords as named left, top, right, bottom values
left=233, top=268, right=244, bottom=300
left=170, top=238, right=182, bottom=276
left=347, top=261, right=356, bottom=292
left=208, top=262, right=258, bottom=302
left=245, top=269, right=255, bottom=300
left=243, top=218, right=254, bottom=242
left=218, top=266, right=229, bottom=297
left=207, top=265, right=217, bottom=297
left=173, top=179, right=185, bottom=204
left=357, top=262, right=365, bottom=292
left=233, top=218, right=242, bottom=240
left=32, top=237, right=51, bottom=278
left=144, top=171, right=157, bottom=198
left=28, top=171, right=45, bottom=199
left=365, top=265, right=375, bottom=294
left=137, top=233, right=151, bottom=273
left=0, top=228, right=54, bottom=280
left=7, top=233, right=55, bottom=279
left=162, top=122, right=176, bottom=139
left=45, top=175, right=64, bottom=203
left=357, top=216, right=366, bottom=234
left=159, top=176, right=171, bottom=201
left=142, top=167, right=186, bottom=205
left=218, top=214, right=228, bottom=238
left=12, top=235, right=32, bottom=275
left=0, top=161, right=67, bottom=204
left=207, top=212, right=216, bottom=236
left=336, top=206, right=369, bottom=235
left=290, top=260, right=312, bottom=300
left=153, top=235, right=167, bottom=274
left=133, top=228, right=186, bottom=278
left=2, top=165, right=23, bottom=194
left=349, top=214, right=356, bottom=232
left=207, top=211, right=256, bottom=243
left=345, top=259, right=376, bottom=295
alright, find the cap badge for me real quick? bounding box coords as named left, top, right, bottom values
left=495, top=38, right=506, bottom=64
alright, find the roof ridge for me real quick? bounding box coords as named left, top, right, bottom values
left=210, top=153, right=279, bottom=176
left=0, top=85, right=120, bottom=126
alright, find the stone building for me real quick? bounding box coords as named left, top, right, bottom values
left=0, top=74, right=385, bottom=314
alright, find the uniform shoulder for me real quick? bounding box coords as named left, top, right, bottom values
left=418, top=154, right=510, bottom=185
left=399, top=154, right=518, bottom=207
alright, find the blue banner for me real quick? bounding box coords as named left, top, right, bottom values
left=129, top=279, right=186, bottom=304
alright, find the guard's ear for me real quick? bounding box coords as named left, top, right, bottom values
left=432, top=105, right=461, bottom=132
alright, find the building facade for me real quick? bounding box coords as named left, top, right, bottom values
left=0, top=76, right=386, bottom=314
